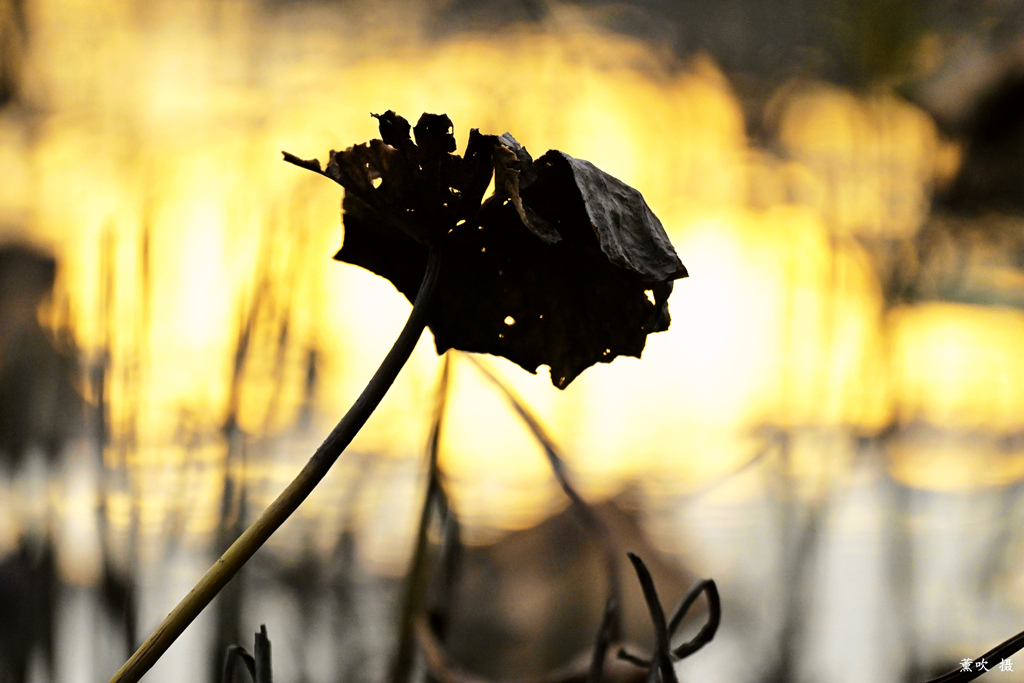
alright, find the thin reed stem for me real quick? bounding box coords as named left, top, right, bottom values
left=108, top=247, right=443, bottom=683
left=389, top=354, right=452, bottom=683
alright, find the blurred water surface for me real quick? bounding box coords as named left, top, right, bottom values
left=2, top=1, right=1024, bottom=682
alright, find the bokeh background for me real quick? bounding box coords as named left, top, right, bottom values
left=3, top=1, right=1024, bottom=682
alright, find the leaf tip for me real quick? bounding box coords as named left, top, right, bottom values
left=282, top=151, right=324, bottom=175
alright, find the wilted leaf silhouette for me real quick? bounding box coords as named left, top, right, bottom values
left=285, top=111, right=687, bottom=388
left=539, top=151, right=687, bottom=283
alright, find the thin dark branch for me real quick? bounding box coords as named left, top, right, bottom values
left=667, top=579, right=710, bottom=634
left=614, top=577, right=720, bottom=671
left=589, top=597, right=619, bottom=683
left=109, top=247, right=444, bottom=683
left=390, top=354, right=452, bottom=683
left=626, top=553, right=678, bottom=683
left=429, top=442, right=462, bottom=644
left=669, top=580, right=719, bottom=660
left=619, top=577, right=721, bottom=668
left=253, top=625, right=273, bottom=683
left=220, top=626, right=273, bottom=683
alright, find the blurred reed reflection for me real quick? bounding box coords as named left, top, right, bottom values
left=1, top=1, right=1024, bottom=683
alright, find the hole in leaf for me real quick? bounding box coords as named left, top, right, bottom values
left=371, top=177, right=383, bottom=189
left=504, top=315, right=516, bottom=326
left=483, top=173, right=496, bottom=201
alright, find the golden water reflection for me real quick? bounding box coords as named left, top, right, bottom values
left=2, top=0, right=1022, bottom=576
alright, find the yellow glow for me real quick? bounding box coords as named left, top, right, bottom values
left=889, top=433, right=1024, bottom=492
left=889, top=303, right=1024, bottom=432
left=4, top=0, right=992, bottom=556
left=775, top=82, right=959, bottom=239
left=440, top=356, right=566, bottom=534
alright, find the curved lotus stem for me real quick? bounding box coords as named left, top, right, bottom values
left=109, top=246, right=444, bottom=683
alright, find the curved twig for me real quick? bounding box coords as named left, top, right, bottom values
left=626, top=554, right=678, bottom=683
left=108, top=247, right=444, bottom=683
left=618, top=578, right=721, bottom=667
left=668, top=580, right=720, bottom=660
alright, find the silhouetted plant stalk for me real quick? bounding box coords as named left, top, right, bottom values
left=406, top=357, right=721, bottom=683
left=107, top=246, right=443, bottom=683
left=102, top=108, right=1024, bottom=683
left=389, top=354, right=452, bottom=683
left=210, top=222, right=270, bottom=683
left=94, top=226, right=141, bottom=659
left=112, top=108, right=690, bottom=683
left=414, top=550, right=721, bottom=683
